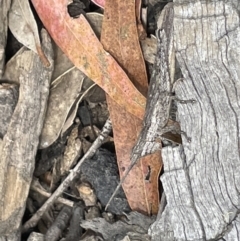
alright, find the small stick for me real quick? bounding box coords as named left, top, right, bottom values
left=22, top=118, right=112, bottom=232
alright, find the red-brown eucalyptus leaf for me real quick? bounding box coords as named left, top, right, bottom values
left=101, top=0, right=161, bottom=214
left=91, top=0, right=105, bottom=8
left=91, top=0, right=146, bottom=39
left=31, top=0, right=146, bottom=119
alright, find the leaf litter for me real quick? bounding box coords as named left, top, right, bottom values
left=0, top=0, right=169, bottom=240
left=31, top=0, right=146, bottom=119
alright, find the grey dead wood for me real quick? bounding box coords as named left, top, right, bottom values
left=0, top=0, right=11, bottom=78
left=0, top=29, right=54, bottom=240
left=44, top=206, right=72, bottom=241
left=0, top=83, right=18, bottom=137
left=149, top=0, right=240, bottom=240
left=65, top=203, right=84, bottom=241
left=80, top=211, right=155, bottom=241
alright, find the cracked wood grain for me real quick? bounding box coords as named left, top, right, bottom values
left=149, top=1, right=240, bottom=240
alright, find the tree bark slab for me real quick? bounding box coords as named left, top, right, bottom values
left=149, top=1, right=240, bottom=240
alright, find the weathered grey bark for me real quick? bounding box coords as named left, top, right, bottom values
left=0, top=29, right=53, bottom=240
left=0, top=83, right=18, bottom=137
left=149, top=1, right=240, bottom=240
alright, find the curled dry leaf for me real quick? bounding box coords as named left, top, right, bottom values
left=76, top=182, right=97, bottom=206
left=31, top=0, right=146, bottom=119
left=8, top=0, right=49, bottom=66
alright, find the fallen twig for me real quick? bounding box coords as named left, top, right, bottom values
left=30, top=178, right=74, bottom=207
left=22, top=118, right=112, bottom=232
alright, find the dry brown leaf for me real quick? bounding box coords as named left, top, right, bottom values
left=31, top=0, right=146, bottom=119
left=86, top=12, right=155, bottom=65
left=8, top=0, right=49, bottom=66
left=76, top=182, right=97, bottom=206
left=40, top=42, right=97, bottom=148
left=39, top=69, right=85, bottom=148
left=101, top=0, right=161, bottom=214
